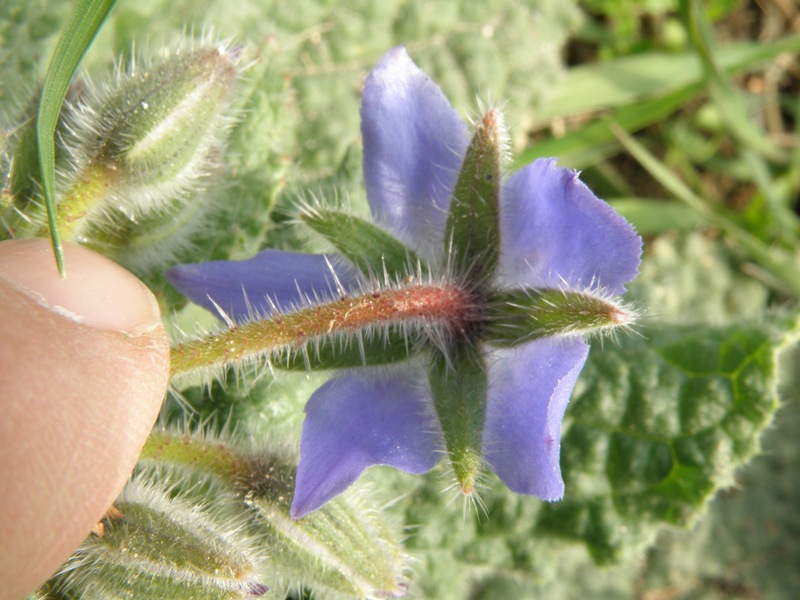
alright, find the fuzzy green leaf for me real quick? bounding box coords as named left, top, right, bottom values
left=536, top=314, right=796, bottom=563
left=392, top=313, right=796, bottom=598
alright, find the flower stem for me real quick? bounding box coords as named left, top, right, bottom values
left=170, top=283, right=473, bottom=377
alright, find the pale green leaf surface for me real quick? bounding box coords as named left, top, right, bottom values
left=628, top=232, right=770, bottom=324
left=552, top=315, right=792, bottom=561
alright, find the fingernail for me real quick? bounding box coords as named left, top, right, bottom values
left=0, top=239, right=162, bottom=333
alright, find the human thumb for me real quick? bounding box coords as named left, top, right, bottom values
left=0, top=239, right=170, bottom=600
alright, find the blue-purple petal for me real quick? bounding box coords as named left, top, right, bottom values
left=483, top=337, right=589, bottom=500
left=291, top=367, right=441, bottom=519
left=361, top=46, right=470, bottom=257
left=166, top=250, right=359, bottom=322
left=497, top=158, right=642, bottom=294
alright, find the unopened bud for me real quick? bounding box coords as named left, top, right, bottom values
left=45, top=473, right=268, bottom=599
left=16, top=39, right=240, bottom=267
left=141, top=430, right=410, bottom=599
left=486, top=288, right=635, bottom=346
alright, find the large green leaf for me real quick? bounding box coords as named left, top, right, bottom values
left=539, top=314, right=795, bottom=562
left=399, top=312, right=796, bottom=597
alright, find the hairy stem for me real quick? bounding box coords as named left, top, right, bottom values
left=170, top=283, right=474, bottom=377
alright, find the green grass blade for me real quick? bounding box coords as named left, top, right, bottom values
left=534, top=34, right=800, bottom=124
left=37, top=0, right=117, bottom=276
left=516, top=84, right=701, bottom=169
left=518, top=31, right=800, bottom=169
left=609, top=198, right=705, bottom=236
left=681, top=0, right=784, bottom=163
left=612, top=123, right=800, bottom=297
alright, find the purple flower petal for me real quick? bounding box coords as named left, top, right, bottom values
left=483, top=337, right=589, bottom=500
left=497, top=158, right=642, bottom=294
left=361, top=46, right=470, bottom=258
left=291, top=367, right=441, bottom=519
left=166, top=250, right=359, bottom=322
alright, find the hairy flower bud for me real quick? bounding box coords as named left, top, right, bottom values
left=140, top=430, right=410, bottom=599
left=42, top=473, right=268, bottom=599
left=8, top=37, right=240, bottom=271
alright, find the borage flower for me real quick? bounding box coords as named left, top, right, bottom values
left=167, top=47, right=641, bottom=519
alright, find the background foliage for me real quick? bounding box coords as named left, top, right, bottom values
left=2, top=0, right=798, bottom=598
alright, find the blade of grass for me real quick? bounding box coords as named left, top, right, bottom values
left=612, top=123, right=800, bottom=297
left=534, top=33, right=800, bottom=124
left=741, top=149, right=800, bottom=239
left=519, top=31, right=800, bottom=170
left=681, top=0, right=784, bottom=163
left=516, top=84, right=701, bottom=169
left=37, top=0, right=117, bottom=276
left=609, top=198, right=705, bottom=236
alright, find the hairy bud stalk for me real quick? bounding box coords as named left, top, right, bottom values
left=169, top=276, right=633, bottom=382
left=170, top=282, right=476, bottom=377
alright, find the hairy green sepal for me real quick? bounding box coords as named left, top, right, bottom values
left=445, top=108, right=503, bottom=282
left=301, top=208, right=422, bottom=277
left=428, top=344, right=487, bottom=494
left=485, top=288, right=630, bottom=346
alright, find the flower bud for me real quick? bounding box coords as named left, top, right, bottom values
left=486, top=288, right=635, bottom=346
left=13, top=38, right=240, bottom=271
left=141, top=430, right=410, bottom=599
left=44, top=473, right=268, bottom=599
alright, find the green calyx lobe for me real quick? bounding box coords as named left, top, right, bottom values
left=445, top=108, right=504, bottom=282
left=300, top=208, right=422, bottom=277
left=428, top=344, right=487, bottom=494
left=485, top=288, right=631, bottom=347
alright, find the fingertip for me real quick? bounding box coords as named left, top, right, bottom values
left=0, top=239, right=170, bottom=599
left=0, top=238, right=162, bottom=334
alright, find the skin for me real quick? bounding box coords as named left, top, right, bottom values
left=0, top=239, right=170, bottom=600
